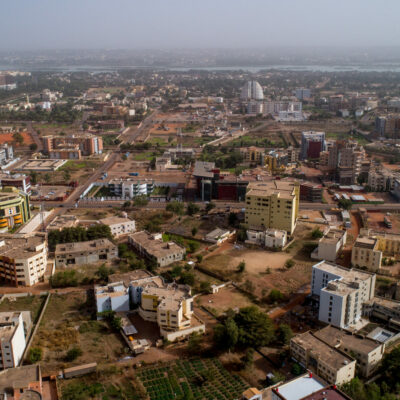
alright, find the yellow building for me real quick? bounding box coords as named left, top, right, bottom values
left=245, top=180, right=299, bottom=234
left=0, top=187, right=30, bottom=232
left=239, top=147, right=265, bottom=165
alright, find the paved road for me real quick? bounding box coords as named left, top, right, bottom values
left=26, top=121, right=43, bottom=151
left=120, top=110, right=160, bottom=144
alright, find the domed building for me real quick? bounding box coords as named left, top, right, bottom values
left=240, top=80, right=264, bottom=101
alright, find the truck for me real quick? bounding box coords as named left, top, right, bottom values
left=129, top=172, right=139, bottom=176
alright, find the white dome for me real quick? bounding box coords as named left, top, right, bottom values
left=240, top=80, right=264, bottom=101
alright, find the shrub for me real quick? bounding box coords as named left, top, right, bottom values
left=285, top=259, right=295, bottom=269
left=29, top=347, right=42, bottom=363
left=65, top=346, right=83, bottom=362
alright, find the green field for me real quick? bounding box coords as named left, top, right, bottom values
left=326, top=131, right=369, bottom=145
left=133, top=151, right=154, bottom=161
left=136, top=358, right=249, bottom=400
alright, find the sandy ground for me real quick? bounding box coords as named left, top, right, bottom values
left=0, top=131, right=33, bottom=146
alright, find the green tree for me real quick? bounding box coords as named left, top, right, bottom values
left=237, top=261, right=245, bottom=273
left=180, top=271, right=195, bottom=286
left=205, top=202, right=216, bottom=213
left=196, top=254, right=203, bottom=263
left=65, top=346, right=83, bottom=362
left=213, top=317, right=238, bottom=351
left=12, top=132, right=24, bottom=145
left=30, top=170, right=38, bottom=184
left=43, top=173, right=51, bottom=184
left=276, top=324, right=293, bottom=345
left=199, top=281, right=211, bottom=293
left=311, top=228, right=324, bottom=239
left=29, top=143, right=38, bottom=151
left=285, top=259, right=295, bottom=269
left=187, top=202, right=200, bottom=216
left=187, top=332, right=203, bottom=355
left=291, top=363, right=303, bottom=376
left=268, top=289, right=284, bottom=303
left=338, top=198, right=353, bottom=210
left=191, top=227, right=198, bottom=237
left=133, top=195, right=149, bottom=207
left=29, top=347, right=42, bottom=363
left=166, top=200, right=184, bottom=215
left=95, top=264, right=111, bottom=283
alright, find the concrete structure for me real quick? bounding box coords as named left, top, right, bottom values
left=0, top=144, right=13, bottom=165
left=242, top=387, right=262, bottom=400
left=107, top=178, right=154, bottom=199
left=0, top=365, right=43, bottom=399
left=246, top=228, right=287, bottom=249
left=294, top=88, right=311, bottom=100
left=299, top=182, right=323, bottom=203
left=128, top=231, right=185, bottom=267
left=368, top=168, right=398, bottom=191
left=0, top=174, right=31, bottom=194
left=314, top=325, right=384, bottom=377
left=311, top=261, right=376, bottom=328
left=0, top=233, right=47, bottom=287
left=240, top=81, right=264, bottom=101
left=204, top=228, right=234, bottom=245
left=300, top=131, right=326, bottom=160
left=363, top=297, right=400, bottom=331
left=0, top=74, right=17, bottom=91
left=311, top=228, right=347, bottom=262
left=239, top=147, right=265, bottom=165
left=0, top=312, right=28, bottom=369
left=55, top=238, right=118, bottom=267
left=0, top=188, right=30, bottom=232
left=95, top=282, right=130, bottom=314
left=351, top=235, right=382, bottom=271
left=290, top=331, right=356, bottom=385
left=99, top=217, right=135, bottom=237
left=46, top=214, right=78, bottom=231
left=42, top=133, right=103, bottom=158
left=15, top=159, right=67, bottom=172
left=245, top=180, right=299, bottom=234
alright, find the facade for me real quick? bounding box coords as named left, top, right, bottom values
left=0, top=74, right=17, bottom=90
left=0, top=365, right=43, bottom=399
left=0, top=174, right=31, bottom=194
left=99, top=217, right=136, bottom=237
left=368, top=169, right=398, bottom=191
left=300, top=131, right=326, bottom=160
left=239, top=147, right=265, bottom=165
left=245, top=180, right=300, bottom=234
left=311, top=261, right=376, bottom=328
left=0, top=144, right=13, bottom=165
left=314, top=325, right=384, bottom=377
left=290, top=331, right=356, bottom=385
left=0, top=233, right=47, bottom=287
left=363, top=297, right=400, bottom=330
left=55, top=238, right=118, bottom=267
left=42, top=133, right=103, bottom=158
left=95, top=282, right=130, bottom=314
left=107, top=178, right=154, bottom=199
left=240, top=81, right=264, bottom=101
left=128, top=231, right=185, bottom=267
left=351, top=235, right=382, bottom=271
left=204, top=228, right=234, bottom=245
left=0, top=188, right=30, bottom=232
left=0, top=312, right=28, bottom=369
left=294, top=88, right=311, bottom=100
left=246, top=228, right=287, bottom=248
left=299, top=182, right=323, bottom=202
left=311, top=228, right=347, bottom=262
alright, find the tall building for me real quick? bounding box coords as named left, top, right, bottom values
left=0, top=74, right=17, bottom=91
left=300, top=131, right=326, bottom=160
left=240, top=81, right=264, bottom=101
left=0, top=144, right=13, bottom=165
left=0, top=233, right=47, bottom=287
left=0, top=174, right=31, bottom=194
left=311, top=261, right=376, bottom=328
left=245, top=180, right=300, bottom=234
left=0, top=187, right=30, bottom=232
left=294, top=88, right=311, bottom=100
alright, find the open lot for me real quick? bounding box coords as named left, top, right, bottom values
left=0, top=294, right=46, bottom=323
left=33, top=122, right=79, bottom=137
left=366, top=210, right=400, bottom=233
left=30, top=184, right=72, bottom=201
left=0, top=131, right=34, bottom=146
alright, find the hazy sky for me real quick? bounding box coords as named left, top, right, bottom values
left=1, top=0, right=399, bottom=50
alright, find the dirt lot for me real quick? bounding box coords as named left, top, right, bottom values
left=0, top=131, right=33, bottom=146
left=30, top=184, right=72, bottom=201
left=366, top=211, right=400, bottom=234
left=0, top=294, right=46, bottom=323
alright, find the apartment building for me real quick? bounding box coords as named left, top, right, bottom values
left=95, top=281, right=130, bottom=314
left=0, top=312, right=28, bottom=369
left=0, top=233, right=47, bottom=287
left=245, top=180, right=300, bottom=234
left=107, top=178, right=154, bottom=199
left=0, top=174, right=31, bottom=194
left=299, top=182, right=323, bottom=202
left=311, top=261, right=376, bottom=328
left=246, top=228, right=287, bottom=249
left=0, top=187, right=31, bottom=232
left=0, top=365, right=43, bottom=399
left=0, top=144, right=13, bottom=165
left=290, top=331, right=356, bottom=385
left=99, top=217, right=136, bottom=237
left=363, top=297, right=400, bottom=330
left=42, top=133, right=103, bottom=158
left=300, top=131, right=326, bottom=160
left=351, top=235, right=382, bottom=271
left=55, top=238, right=118, bottom=267
left=311, top=228, right=347, bottom=262
left=314, top=325, right=384, bottom=377
left=239, top=147, right=265, bottom=165
left=368, top=168, right=398, bottom=191
left=128, top=231, right=185, bottom=267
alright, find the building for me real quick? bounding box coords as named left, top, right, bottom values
left=55, top=238, right=118, bottom=267
left=106, top=178, right=154, bottom=199
left=299, top=182, right=323, bottom=202
left=245, top=180, right=300, bottom=234
left=0, top=74, right=17, bottom=90
left=242, top=387, right=262, bottom=400
left=0, top=365, right=43, bottom=399
left=246, top=228, right=287, bottom=249
left=311, top=261, right=376, bottom=328
left=99, top=217, right=136, bottom=237
left=294, top=88, right=311, bottom=100
left=204, top=228, right=234, bottom=245
left=300, top=131, right=326, bottom=160
left=128, top=231, right=185, bottom=267
left=314, top=325, right=384, bottom=377
left=367, top=168, right=398, bottom=191
left=363, top=297, right=400, bottom=331
left=0, top=312, right=29, bottom=369
left=239, top=147, right=265, bottom=165
left=95, top=281, right=130, bottom=314
left=46, top=214, right=78, bottom=231
left=42, top=133, right=103, bottom=158
left=351, top=235, right=382, bottom=271
left=0, top=187, right=30, bottom=232
left=0, top=144, right=13, bottom=165
left=0, top=233, right=47, bottom=287
left=0, top=174, right=31, bottom=194
left=311, top=228, right=347, bottom=262
left=290, top=331, right=356, bottom=385
left=240, top=81, right=264, bottom=101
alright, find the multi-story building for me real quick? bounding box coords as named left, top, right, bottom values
left=367, top=168, right=398, bottom=191
left=0, top=74, right=17, bottom=91
left=311, top=261, right=376, bottom=328
left=0, top=144, right=13, bottom=165
left=0, top=188, right=30, bottom=232
left=128, top=231, right=185, bottom=267
left=287, top=146, right=299, bottom=163
left=99, top=217, right=136, bottom=237
left=42, top=133, right=103, bottom=158
left=0, top=312, right=30, bottom=369
left=290, top=331, right=356, bottom=385
left=314, top=325, right=384, bottom=377
left=363, top=297, right=400, bottom=331
left=311, top=228, right=347, bottom=262
left=107, top=178, right=154, bottom=199
left=95, top=281, right=130, bottom=314
left=299, top=182, right=323, bottom=202
left=300, top=131, right=326, bottom=160
left=246, top=228, right=287, bottom=249
left=239, top=147, right=265, bottom=165
left=55, top=238, right=118, bottom=267
left=0, top=365, right=43, bottom=399
left=245, top=180, right=300, bottom=234
left=0, top=233, right=47, bottom=287
left=294, top=88, right=311, bottom=100
left=0, top=174, right=31, bottom=194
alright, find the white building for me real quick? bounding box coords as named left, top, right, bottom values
left=0, top=312, right=28, bottom=369
left=95, top=282, right=130, bottom=315
left=246, top=228, right=287, bottom=249
left=312, top=261, right=376, bottom=328
left=0, top=233, right=47, bottom=287
left=99, top=217, right=136, bottom=237
left=204, top=228, right=234, bottom=245
left=108, top=178, right=154, bottom=199
left=311, top=228, right=347, bottom=262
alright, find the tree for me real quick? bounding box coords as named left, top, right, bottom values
left=196, top=254, right=203, bottom=263
left=311, top=228, right=324, bottom=239
left=65, top=346, right=83, bottom=362
left=191, top=227, right=198, bottom=237
left=228, top=212, right=237, bottom=226
left=291, top=363, right=303, bottom=376
left=199, top=281, right=211, bottom=293
left=243, top=348, right=254, bottom=368
left=285, top=259, right=295, bottom=269
left=213, top=317, right=238, bottom=351
left=205, top=202, right=216, bottom=213
left=12, top=132, right=24, bottom=145
left=123, top=200, right=131, bottom=208
left=95, top=264, right=111, bottom=283
left=380, top=346, right=400, bottom=392
left=338, top=198, right=353, bottom=210
left=166, top=200, right=184, bottom=215
left=180, top=271, right=195, bottom=286
left=43, top=173, right=51, bottom=184
left=29, top=347, right=42, bottom=363
left=276, top=324, right=293, bottom=345
left=234, top=306, right=274, bottom=348
left=30, top=170, right=38, bottom=184
left=63, top=170, right=71, bottom=183
left=237, top=261, right=245, bottom=273
left=29, top=143, right=38, bottom=151
left=187, top=332, right=203, bottom=355
left=187, top=202, right=200, bottom=216
left=133, top=195, right=148, bottom=207
left=268, top=289, right=284, bottom=303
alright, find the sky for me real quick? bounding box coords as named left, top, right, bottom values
left=1, top=0, right=399, bottom=50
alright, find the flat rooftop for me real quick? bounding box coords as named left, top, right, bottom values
left=0, top=233, right=45, bottom=260
left=193, top=161, right=216, bottom=178
left=354, top=236, right=378, bottom=250
left=313, top=261, right=374, bottom=282
left=46, top=215, right=78, bottom=231
left=321, top=229, right=346, bottom=244
left=366, top=296, right=400, bottom=311
left=55, top=238, right=115, bottom=255
left=292, top=332, right=354, bottom=371
left=301, top=387, right=353, bottom=400
left=0, top=365, right=40, bottom=391
left=314, top=326, right=381, bottom=354
left=15, top=159, right=67, bottom=172
left=99, top=216, right=133, bottom=226
left=246, top=180, right=297, bottom=200
left=143, top=283, right=191, bottom=312
left=108, top=269, right=153, bottom=286
left=274, top=373, right=325, bottom=400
